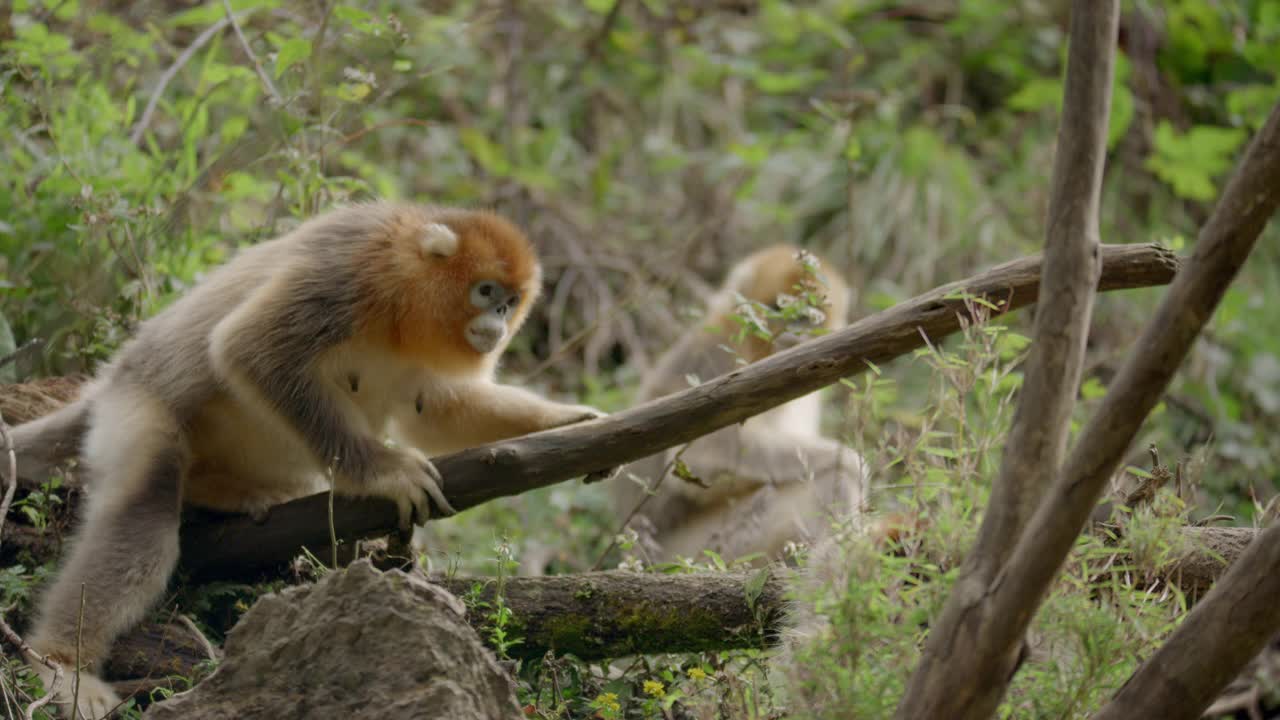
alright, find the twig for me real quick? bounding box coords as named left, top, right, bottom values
left=0, top=338, right=43, bottom=371
left=0, top=411, right=16, bottom=555
left=71, top=584, right=84, bottom=720
left=130, top=16, right=237, bottom=145
left=220, top=0, right=282, bottom=105
left=898, top=3, right=1120, bottom=715
left=590, top=443, right=692, bottom=571
left=0, top=614, right=63, bottom=720
left=327, top=465, right=338, bottom=570
left=307, top=0, right=334, bottom=119
left=323, top=118, right=432, bottom=151
left=566, top=0, right=627, bottom=89
left=176, top=615, right=220, bottom=663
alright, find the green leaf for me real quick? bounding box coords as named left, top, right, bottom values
left=274, top=37, right=312, bottom=78
left=1080, top=377, right=1107, bottom=401
left=753, top=69, right=825, bottom=94
left=1146, top=121, right=1247, bottom=201
left=1125, top=466, right=1156, bottom=480
left=221, top=115, right=249, bottom=144
left=334, top=82, right=371, bottom=102
left=459, top=128, right=511, bottom=176
left=1007, top=77, right=1061, bottom=112
left=702, top=550, right=728, bottom=572
left=744, top=566, right=771, bottom=613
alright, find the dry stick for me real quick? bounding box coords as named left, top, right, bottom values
left=0, top=338, right=43, bottom=371
left=589, top=443, right=693, bottom=571
left=177, top=243, right=1179, bottom=582
left=129, top=15, right=238, bottom=145
left=896, top=2, right=1119, bottom=717
left=220, top=0, right=282, bottom=105
left=915, top=98, right=1280, bottom=720
left=1088, top=110, right=1280, bottom=720
left=71, top=585, right=84, bottom=720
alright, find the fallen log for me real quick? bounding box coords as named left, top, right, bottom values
left=92, top=522, right=1258, bottom=689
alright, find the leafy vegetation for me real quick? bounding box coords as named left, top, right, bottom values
left=3, top=0, right=1280, bottom=718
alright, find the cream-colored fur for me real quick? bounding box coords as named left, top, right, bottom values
left=612, top=245, right=867, bottom=565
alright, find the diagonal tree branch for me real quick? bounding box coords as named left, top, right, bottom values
left=897, top=2, right=1119, bottom=716
left=903, top=96, right=1280, bottom=719
left=176, top=243, right=1179, bottom=581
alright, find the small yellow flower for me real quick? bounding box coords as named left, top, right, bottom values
left=688, top=667, right=708, bottom=681
left=593, top=692, right=621, bottom=713
left=643, top=680, right=666, bottom=698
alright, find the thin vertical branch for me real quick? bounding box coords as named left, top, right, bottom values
left=130, top=16, right=237, bottom=145
left=897, top=2, right=1119, bottom=716
left=220, top=0, right=282, bottom=105
left=71, top=584, right=85, bottom=720
left=0, top=411, right=17, bottom=552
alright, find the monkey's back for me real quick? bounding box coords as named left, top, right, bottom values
left=104, top=236, right=299, bottom=419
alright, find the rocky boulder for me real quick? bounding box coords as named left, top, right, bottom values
left=146, top=560, right=523, bottom=719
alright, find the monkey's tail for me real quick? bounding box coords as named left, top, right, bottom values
left=10, top=398, right=90, bottom=485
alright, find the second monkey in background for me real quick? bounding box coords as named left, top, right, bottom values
left=612, top=245, right=868, bottom=564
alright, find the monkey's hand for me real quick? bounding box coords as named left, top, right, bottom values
left=369, top=447, right=456, bottom=529
left=551, top=406, right=621, bottom=484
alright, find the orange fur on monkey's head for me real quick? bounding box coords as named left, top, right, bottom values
left=715, top=244, right=850, bottom=362
left=363, top=205, right=542, bottom=375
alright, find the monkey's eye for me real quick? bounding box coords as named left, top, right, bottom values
left=471, top=281, right=501, bottom=308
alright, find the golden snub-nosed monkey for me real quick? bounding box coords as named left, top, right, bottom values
left=611, top=245, right=867, bottom=565
left=13, top=202, right=614, bottom=718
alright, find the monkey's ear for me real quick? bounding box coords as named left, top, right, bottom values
left=420, top=222, right=459, bottom=257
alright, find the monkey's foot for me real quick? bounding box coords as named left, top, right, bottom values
left=33, top=662, right=122, bottom=720
left=373, top=448, right=456, bottom=529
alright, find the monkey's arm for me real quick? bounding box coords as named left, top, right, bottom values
left=393, top=380, right=602, bottom=457
left=209, top=274, right=449, bottom=523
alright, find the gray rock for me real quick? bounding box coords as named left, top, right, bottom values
left=146, top=560, right=523, bottom=720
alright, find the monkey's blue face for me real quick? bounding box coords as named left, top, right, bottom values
left=465, top=280, right=522, bottom=353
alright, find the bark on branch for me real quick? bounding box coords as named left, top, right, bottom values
left=899, top=3, right=1119, bottom=716
left=170, top=242, right=1180, bottom=582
